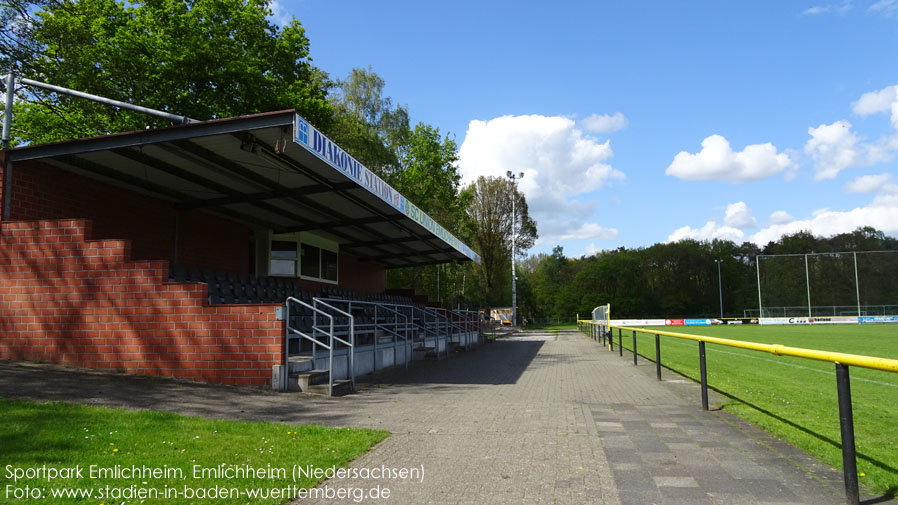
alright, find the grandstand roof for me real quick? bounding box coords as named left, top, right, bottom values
left=6, top=110, right=480, bottom=268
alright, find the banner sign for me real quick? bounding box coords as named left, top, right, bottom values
left=760, top=317, right=809, bottom=325
left=294, top=115, right=481, bottom=264
left=685, top=318, right=722, bottom=326
left=665, top=319, right=685, bottom=326
left=809, top=317, right=857, bottom=325
left=859, top=316, right=898, bottom=324
left=726, top=318, right=759, bottom=325
left=610, top=319, right=667, bottom=326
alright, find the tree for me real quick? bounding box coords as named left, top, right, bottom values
left=8, top=0, right=332, bottom=144
left=385, top=123, right=472, bottom=304
left=466, top=176, right=537, bottom=306
left=328, top=66, right=409, bottom=177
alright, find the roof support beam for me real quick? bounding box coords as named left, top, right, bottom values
left=53, top=155, right=273, bottom=229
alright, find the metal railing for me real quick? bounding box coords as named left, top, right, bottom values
left=577, top=319, right=898, bottom=505
left=284, top=297, right=353, bottom=397
left=284, top=295, right=482, bottom=394
left=317, top=298, right=410, bottom=370
left=311, top=298, right=355, bottom=391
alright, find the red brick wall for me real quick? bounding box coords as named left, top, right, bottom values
left=6, top=161, right=250, bottom=274
left=0, top=219, right=283, bottom=386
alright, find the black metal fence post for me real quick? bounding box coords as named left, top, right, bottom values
left=699, top=341, right=709, bottom=410
left=655, top=334, right=662, bottom=381
left=632, top=330, right=638, bottom=365
left=618, top=328, right=623, bottom=356
left=608, top=329, right=614, bottom=351
left=836, top=364, right=860, bottom=505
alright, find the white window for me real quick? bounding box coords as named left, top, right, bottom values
left=269, top=232, right=338, bottom=284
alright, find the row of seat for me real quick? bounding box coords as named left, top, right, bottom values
left=169, top=264, right=479, bottom=351
left=170, top=264, right=319, bottom=305
left=171, top=264, right=417, bottom=307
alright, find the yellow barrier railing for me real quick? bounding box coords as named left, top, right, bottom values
left=576, top=319, right=898, bottom=505
left=576, top=320, right=898, bottom=373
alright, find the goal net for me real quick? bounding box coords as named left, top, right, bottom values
left=592, top=304, right=610, bottom=326
left=753, top=251, right=898, bottom=317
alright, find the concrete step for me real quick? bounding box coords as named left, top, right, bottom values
left=291, top=369, right=330, bottom=393
left=271, top=356, right=315, bottom=390
left=306, top=379, right=354, bottom=397
left=286, top=356, right=315, bottom=373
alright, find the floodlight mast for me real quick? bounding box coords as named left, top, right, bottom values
left=506, top=170, right=524, bottom=327
left=1, top=71, right=197, bottom=149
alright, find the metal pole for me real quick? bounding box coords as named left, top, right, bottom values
left=716, top=259, right=723, bottom=318
left=283, top=302, right=290, bottom=392
left=608, top=328, right=614, bottom=351
left=756, top=257, right=763, bottom=318
left=699, top=341, right=709, bottom=410
left=853, top=252, right=861, bottom=317
left=655, top=334, right=662, bottom=381
left=632, top=330, right=638, bottom=365
left=618, top=328, right=622, bottom=357
left=511, top=186, right=517, bottom=328
left=19, top=77, right=196, bottom=124
left=2, top=72, right=14, bottom=149
left=806, top=254, right=812, bottom=318
left=835, top=364, right=860, bottom=505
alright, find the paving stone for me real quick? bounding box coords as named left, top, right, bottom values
left=0, top=330, right=893, bottom=505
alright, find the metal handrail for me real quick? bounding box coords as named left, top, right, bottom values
left=434, top=307, right=473, bottom=350
left=577, top=319, right=898, bottom=505
left=323, top=298, right=411, bottom=370
left=313, top=298, right=355, bottom=390
left=284, top=297, right=335, bottom=395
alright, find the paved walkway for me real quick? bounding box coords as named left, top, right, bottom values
left=0, top=330, right=888, bottom=504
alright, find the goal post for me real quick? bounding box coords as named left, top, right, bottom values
left=754, top=250, right=898, bottom=318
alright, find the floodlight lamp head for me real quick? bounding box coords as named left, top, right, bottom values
left=519, top=172, right=524, bottom=179
left=506, top=170, right=512, bottom=178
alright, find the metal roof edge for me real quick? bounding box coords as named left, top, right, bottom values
left=8, top=110, right=296, bottom=162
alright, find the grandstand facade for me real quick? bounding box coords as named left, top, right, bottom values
left=0, top=110, right=482, bottom=393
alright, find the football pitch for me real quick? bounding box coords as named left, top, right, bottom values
left=612, top=324, right=898, bottom=496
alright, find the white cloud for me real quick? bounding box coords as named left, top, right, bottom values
left=870, top=0, right=898, bottom=18
left=852, top=85, right=898, bottom=117
left=544, top=223, right=619, bottom=243
left=769, top=210, right=795, bottom=225
left=667, top=221, right=745, bottom=243
left=665, top=134, right=793, bottom=183
left=844, top=173, right=893, bottom=193
left=672, top=184, right=898, bottom=247
left=458, top=114, right=624, bottom=247
left=723, top=201, right=757, bottom=229
left=581, top=112, right=628, bottom=133
left=806, top=85, right=898, bottom=180
left=672, top=190, right=898, bottom=245
left=805, top=120, right=864, bottom=180
left=267, top=0, right=294, bottom=26
left=750, top=189, right=898, bottom=245
left=583, top=243, right=603, bottom=256
left=803, top=1, right=853, bottom=15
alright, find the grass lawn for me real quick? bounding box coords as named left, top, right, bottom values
left=0, top=398, right=388, bottom=504
left=604, top=324, right=898, bottom=497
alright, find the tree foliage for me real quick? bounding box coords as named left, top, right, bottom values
left=518, top=227, right=898, bottom=321
left=466, top=176, right=538, bottom=306
left=7, top=0, right=332, bottom=144
left=327, top=66, right=409, bottom=176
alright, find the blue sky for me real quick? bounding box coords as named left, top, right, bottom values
left=275, top=0, right=898, bottom=257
